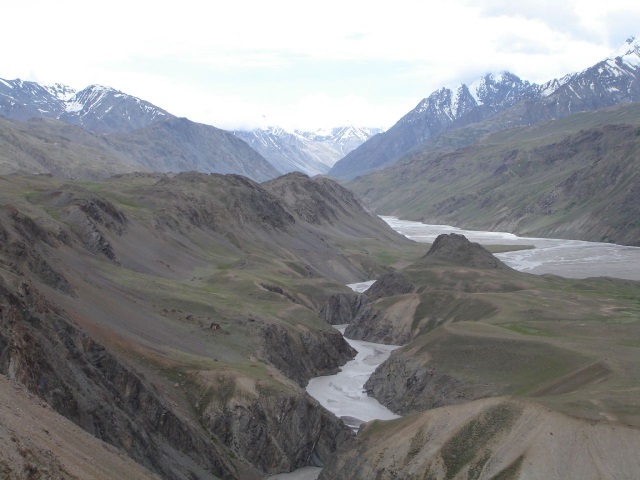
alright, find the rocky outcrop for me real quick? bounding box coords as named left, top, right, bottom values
left=343, top=303, right=412, bottom=345
left=208, top=391, right=354, bottom=476
left=364, top=348, right=482, bottom=415
left=363, top=271, right=414, bottom=301
left=319, top=291, right=369, bottom=325
left=421, top=233, right=508, bottom=269
left=0, top=208, right=74, bottom=295
left=261, top=323, right=356, bottom=386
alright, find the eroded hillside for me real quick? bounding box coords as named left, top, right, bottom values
left=0, top=172, right=422, bottom=478
left=319, top=233, right=640, bottom=479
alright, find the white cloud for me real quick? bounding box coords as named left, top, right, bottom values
left=2, top=0, right=640, bottom=129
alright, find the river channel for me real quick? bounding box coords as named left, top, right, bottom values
left=268, top=217, right=640, bottom=479
left=382, top=216, right=640, bottom=281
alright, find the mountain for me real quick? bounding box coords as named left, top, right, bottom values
left=0, top=78, right=171, bottom=134
left=105, top=117, right=281, bottom=181
left=0, top=171, right=418, bottom=478
left=536, top=35, right=640, bottom=116
left=233, top=126, right=336, bottom=175
left=0, top=115, right=280, bottom=182
left=350, top=102, right=640, bottom=246
left=297, top=126, right=383, bottom=159
left=0, top=76, right=281, bottom=181
left=234, top=125, right=381, bottom=176
left=319, top=233, right=640, bottom=479
left=328, top=72, right=537, bottom=180
left=59, top=84, right=171, bottom=133
left=329, top=36, right=640, bottom=180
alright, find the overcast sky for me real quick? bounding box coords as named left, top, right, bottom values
left=3, top=1, right=640, bottom=130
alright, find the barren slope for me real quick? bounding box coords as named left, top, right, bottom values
left=0, top=172, right=420, bottom=478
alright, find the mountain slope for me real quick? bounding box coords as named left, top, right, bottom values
left=0, top=117, right=142, bottom=179
left=330, top=36, right=640, bottom=180
left=0, top=115, right=280, bottom=182
left=106, top=117, right=280, bottom=181
left=320, top=397, right=640, bottom=480
left=350, top=102, right=640, bottom=246
left=0, top=171, right=419, bottom=479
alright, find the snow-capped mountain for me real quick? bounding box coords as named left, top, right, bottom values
left=0, top=78, right=171, bottom=133
left=233, top=125, right=381, bottom=176
left=0, top=78, right=68, bottom=121
left=0, top=77, right=280, bottom=182
left=329, top=36, right=640, bottom=180
left=297, top=126, right=383, bottom=158
left=535, top=36, right=640, bottom=117
left=397, top=72, right=536, bottom=128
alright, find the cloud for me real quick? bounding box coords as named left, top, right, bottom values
left=3, top=0, right=640, bottom=129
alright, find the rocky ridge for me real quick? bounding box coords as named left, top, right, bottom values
left=0, top=171, right=415, bottom=478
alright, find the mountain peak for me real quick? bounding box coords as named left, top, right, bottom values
left=43, top=83, right=76, bottom=101
left=399, top=70, right=531, bottom=127
left=610, top=35, right=640, bottom=68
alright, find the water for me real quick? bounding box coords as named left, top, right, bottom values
left=382, top=216, right=640, bottom=281
left=270, top=282, right=398, bottom=480
left=271, top=217, right=640, bottom=479
left=306, top=323, right=400, bottom=432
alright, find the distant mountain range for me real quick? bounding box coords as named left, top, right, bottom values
left=0, top=77, right=381, bottom=180
left=2, top=35, right=639, bottom=186
left=0, top=78, right=283, bottom=181
left=330, top=36, right=640, bottom=180
left=233, top=125, right=381, bottom=176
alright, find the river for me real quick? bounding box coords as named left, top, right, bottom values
left=268, top=217, right=640, bottom=479
left=306, top=281, right=400, bottom=432
left=382, top=216, right=640, bottom=281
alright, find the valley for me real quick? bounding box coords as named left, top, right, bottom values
left=1, top=30, right=640, bottom=480
left=318, top=227, right=640, bottom=479
left=0, top=171, right=422, bottom=478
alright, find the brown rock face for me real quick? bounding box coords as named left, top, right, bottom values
left=319, top=292, right=369, bottom=325
left=363, top=271, right=415, bottom=301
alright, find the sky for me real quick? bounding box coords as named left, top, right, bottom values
left=3, top=0, right=640, bottom=131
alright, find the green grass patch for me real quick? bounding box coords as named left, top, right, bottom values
left=500, top=322, right=554, bottom=337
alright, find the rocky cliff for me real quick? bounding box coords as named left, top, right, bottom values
left=0, top=171, right=419, bottom=478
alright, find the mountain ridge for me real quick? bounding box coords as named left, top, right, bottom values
left=0, top=79, right=171, bottom=134
left=329, top=35, right=640, bottom=180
